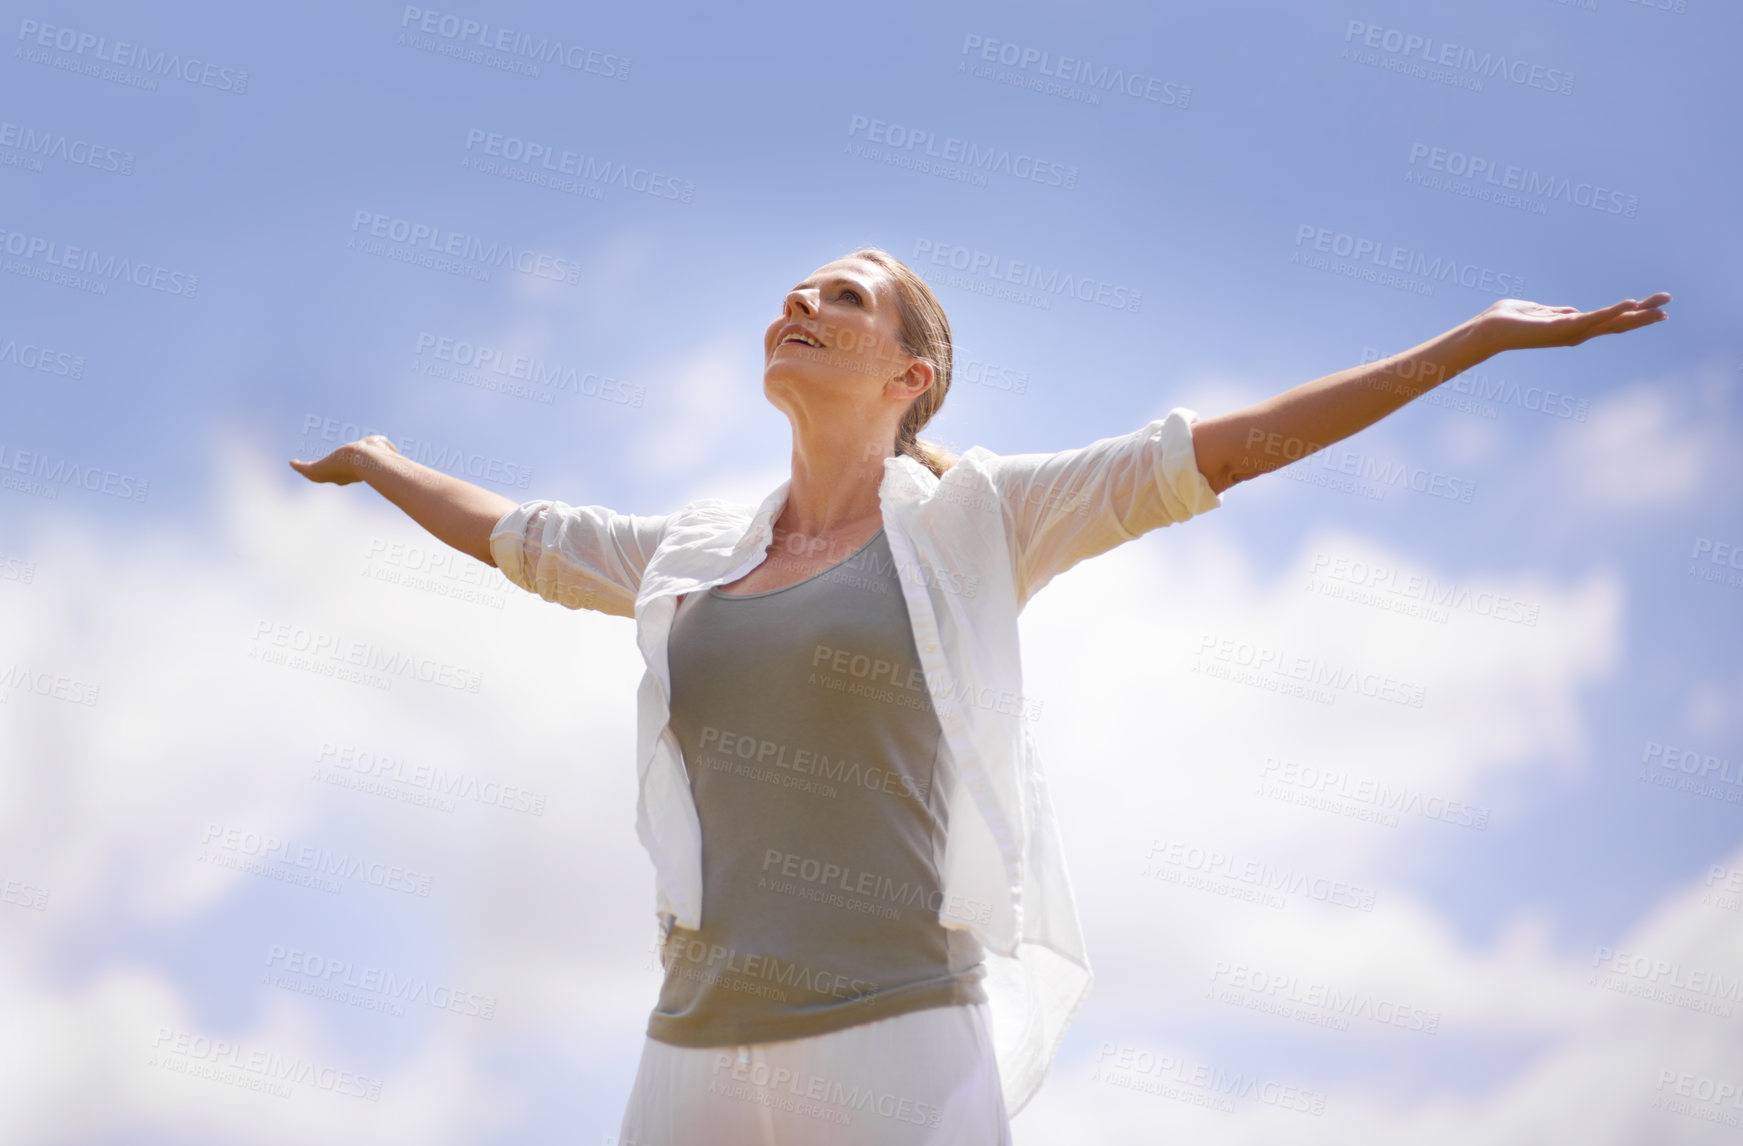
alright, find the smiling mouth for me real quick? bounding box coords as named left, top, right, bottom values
left=779, top=334, right=823, bottom=349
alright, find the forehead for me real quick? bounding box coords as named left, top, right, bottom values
left=794, top=257, right=885, bottom=292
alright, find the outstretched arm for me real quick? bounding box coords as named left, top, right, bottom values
left=291, top=435, right=667, bottom=616
left=290, top=436, right=516, bottom=566
left=1188, top=293, right=1672, bottom=496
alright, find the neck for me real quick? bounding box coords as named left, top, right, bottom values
left=779, top=416, right=898, bottom=537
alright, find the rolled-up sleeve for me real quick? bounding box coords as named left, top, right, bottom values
left=489, top=500, right=668, bottom=618
left=985, top=406, right=1222, bottom=606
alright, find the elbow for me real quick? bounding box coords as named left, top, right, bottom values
left=1186, top=417, right=1243, bottom=498
left=1203, top=460, right=1241, bottom=498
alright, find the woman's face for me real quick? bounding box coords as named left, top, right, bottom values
left=762, top=256, right=928, bottom=419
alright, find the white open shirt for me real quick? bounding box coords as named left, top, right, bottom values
left=489, top=406, right=1223, bottom=1117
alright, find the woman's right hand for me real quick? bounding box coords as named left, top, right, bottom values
left=288, top=435, right=400, bottom=486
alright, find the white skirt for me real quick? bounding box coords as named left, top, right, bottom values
left=615, top=1001, right=1012, bottom=1146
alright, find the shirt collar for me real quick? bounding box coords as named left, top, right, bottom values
left=741, top=452, right=936, bottom=545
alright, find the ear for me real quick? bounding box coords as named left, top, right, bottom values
left=892, top=358, right=934, bottom=400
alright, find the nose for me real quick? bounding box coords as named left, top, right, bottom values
left=782, top=286, right=819, bottom=318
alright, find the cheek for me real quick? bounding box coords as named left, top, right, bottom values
left=840, top=324, right=892, bottom=358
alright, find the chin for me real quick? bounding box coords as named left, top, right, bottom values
left=762, top=362, right=811, bottom=392
left=760, top=369, right=797, bottom=409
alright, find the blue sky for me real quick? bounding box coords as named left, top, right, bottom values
left=2, top=1, right=1738, bottom=1142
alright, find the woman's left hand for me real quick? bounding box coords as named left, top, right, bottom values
left=1475, top=292, right=1671, bottom=354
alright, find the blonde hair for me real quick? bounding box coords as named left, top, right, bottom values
left=843, top=247, right=959, bottom=478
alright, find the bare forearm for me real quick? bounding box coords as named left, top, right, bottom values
left=1191, top=317, right=1496, bottom=494
left=348, top=443, right=518, bottom=566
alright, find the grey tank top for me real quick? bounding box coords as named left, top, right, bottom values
left=645, top=526, right=988, bottom=1047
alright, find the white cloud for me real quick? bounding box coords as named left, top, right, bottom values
left=1684, top=671, right=1743, bottom=740
left=1543, top=380, right=1715, bottom=513
left=2, top=436, right=1735, bottom=1144
left=627, top=332, right=770, bottom=482
left=1006, top=526, right=1743, bottom=1144
left=0, top=436, right=660, bottom=1142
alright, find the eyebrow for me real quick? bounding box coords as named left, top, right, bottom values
left=791, top=273, right=874, bottom=295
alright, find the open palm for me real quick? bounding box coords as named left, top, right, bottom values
left=288, top=434, right=400, bottom=486
left=1480, top=292, right=1671, bottom=352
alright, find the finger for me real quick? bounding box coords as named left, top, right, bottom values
left=1619, top=304, right=1669, bottom=325
left=1579, top=297, right=1657, bottom=325
left=1585, top=310, right=1667, bottom=340
left=1605, top=293, right=1671, bottom=314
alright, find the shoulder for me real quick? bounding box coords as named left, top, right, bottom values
left=670, top=496, right=755, bottom=519
left=656, top=496, right=756, bottom=545
left=944, top=443, right=1024, bottom=493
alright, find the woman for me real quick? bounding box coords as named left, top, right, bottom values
left=291, top=248, right=1668, bottom=1143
